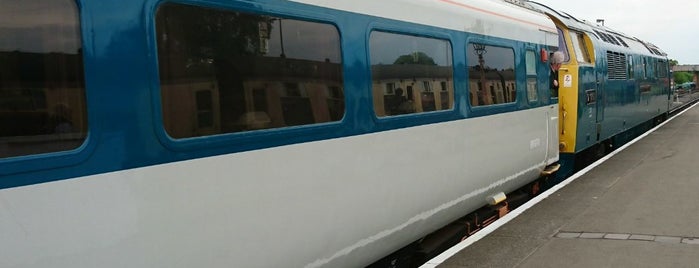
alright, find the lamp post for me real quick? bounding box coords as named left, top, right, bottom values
left=473, top=43, right=488, bottom=105
left=278, top=18, right=285, bottom=58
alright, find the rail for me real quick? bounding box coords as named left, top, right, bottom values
left=670, top=90, right=699, bottom=114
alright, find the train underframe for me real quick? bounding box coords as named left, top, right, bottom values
left=556, top=112, right=669, bottom=184
left=367, top=166, right=558, bottom=268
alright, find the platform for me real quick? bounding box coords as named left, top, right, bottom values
left=423, top=102, right=699, bottom=268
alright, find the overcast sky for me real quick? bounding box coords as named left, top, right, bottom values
left=530, top=0, right=699, bottom=64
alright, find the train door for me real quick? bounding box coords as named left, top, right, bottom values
left=595, top=66, right=604, bottom=141
left=555, top=26, right=578, bottom=154
left=569, top=31, right=601, bottom=140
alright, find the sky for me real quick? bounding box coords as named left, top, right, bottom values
left=529, top=0, right=699, bottom=65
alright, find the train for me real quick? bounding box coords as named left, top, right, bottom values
left=524, top=1, right=671, bottom=179
left=0, top=0, right=672, bottom=267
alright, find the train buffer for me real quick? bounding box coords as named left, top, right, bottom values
left=423, top=103, right=699, bottom=267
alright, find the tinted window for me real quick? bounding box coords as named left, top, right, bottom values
left=369, top=31, right=453, bottom=117
left=467, top=43, right=516, bottom=106
left=156, top=3, right=344, bottom=138
left=0, top=0, right=87, bottom=159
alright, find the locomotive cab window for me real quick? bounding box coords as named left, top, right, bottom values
left=155, top=3, right=344, bottom=138
left=570, top=31, right=591, bottom=64
left=467, top=43, right=516, bottom=106
left=0, top=0, right=87, bottom=159
left=369, top=31, right=454, bottom=117
left=556, top=27, right=571, bottom=63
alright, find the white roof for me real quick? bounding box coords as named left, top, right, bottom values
left=289, top=0, right=558, bottom=46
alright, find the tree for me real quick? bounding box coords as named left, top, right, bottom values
left=393, top=52, right=437, bottom=65
left=674, top=71, right=693, bottom=84
left=669, top=59, right=678, bottom=67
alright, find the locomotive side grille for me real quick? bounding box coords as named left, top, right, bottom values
left=606, top=51, right=627, bottom=80
left=607, top=33, right=621, bottom=46
left=615, top=36, right=629, bottom=47
left=594, top=30, right=609, bottom=43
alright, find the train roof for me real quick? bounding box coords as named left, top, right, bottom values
left=523, top=1, right=667, bottom=58
left=289, top=0, right=558, bottom=47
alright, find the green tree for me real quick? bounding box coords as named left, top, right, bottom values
left=674, top=71, right=693, bottom=84
left=669, top=59, right=678, bottom=67
left=393, top=52, right=437, bottom=65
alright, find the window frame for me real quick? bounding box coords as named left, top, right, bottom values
left=0, top=0, right=95, bottom=161
left=0, top=0, right=94, bottom=170
left=569, top=31, right=591, bottom=64
left=154, top=2, right=349, bottom=142
left=150, top=1, right=351, bottom=152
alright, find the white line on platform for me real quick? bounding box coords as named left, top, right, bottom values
left=420, top=101, right=699, bottom=268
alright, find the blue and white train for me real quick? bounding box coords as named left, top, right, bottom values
left=2, top=0, right=648, bottom=267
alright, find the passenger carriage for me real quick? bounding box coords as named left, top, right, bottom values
left=1, top=0, right=559, bottom=267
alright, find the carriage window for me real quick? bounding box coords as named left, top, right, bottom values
left=369, top=31, right=453, bottom=116
left=467, top=43, right=516, bottom=106
left=156, top=3, right=344, bottom=138
left=0, top=0, right=87, bottom=159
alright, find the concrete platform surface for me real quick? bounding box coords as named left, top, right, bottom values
left=433, top=104, right=699, bottom=268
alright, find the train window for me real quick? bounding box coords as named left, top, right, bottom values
left=525, top=51, right=537, bottom=76
left=369, top=31, right=453, bottom=116
left=0, top=0, right=87, bottom=159
left=155, top=3, right=344, bottom=138
left=467, top=43, right=516, bottom=106
left=570, top=32, right=591, bottom=63
left=525, top=50, right=538, bottom=102
left=556, top=27, right=570, bottom=63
